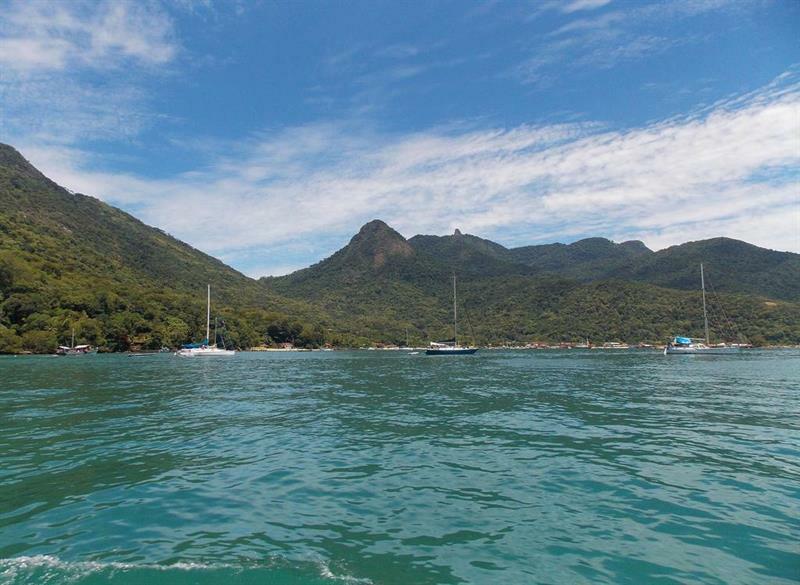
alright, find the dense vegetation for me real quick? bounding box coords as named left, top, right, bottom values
left=1, top=143, right=798, bottom=353
left=264, top=221, right=800, bottom=346
left=418, top=229, right=800, bottom=301
left=0, top=144, right=331, bottom=352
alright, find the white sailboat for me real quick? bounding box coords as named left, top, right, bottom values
left=56, top=328, right=94, bottom=355
left=426, top=274, right=478, bottom=355
left=664, top=264, right=740, bottom=355
left=176, top=285, right=236, bottom=358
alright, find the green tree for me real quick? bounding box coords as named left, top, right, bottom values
left=296, top=324, right=325, bottom=348
left=0, top=325, right=22, bottom=353
left=21, top=330, right=56, bottom=353
left=266, top=319, right=303, bottom=345
left=158, top=316, right=190, bottom=349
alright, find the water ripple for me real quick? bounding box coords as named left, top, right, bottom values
left=1, top=350, right=798, bottom=584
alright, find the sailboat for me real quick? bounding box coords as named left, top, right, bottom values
left=56, top=328, right=94, bottom=355
left=664, top=264, right=740, bottom=355
left=426, top=274, right=478, bottom=355
left=176, top=285, right=236, bottom=357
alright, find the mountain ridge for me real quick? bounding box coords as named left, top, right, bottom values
left=1, top=142, right=798, bottom=350
left=271, top=219, right=798, bottom=301
left=263, top=217, right=799, bottom=345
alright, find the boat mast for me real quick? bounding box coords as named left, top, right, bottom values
left=701, top=264, right=710, bottom=345
left=206, top=284, right=211, bottom=345
left=453, top=273, right=457, bottom=348
left=71, top=328, right=75, bottom=349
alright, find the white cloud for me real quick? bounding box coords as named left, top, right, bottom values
left=0, top=0, right=177, bottom=73
left=18, top=73, right=800, bottom=276
left=623, top=204, right=799, bottom=253
left=562, top=0, right=613, bottom=13
left=0, top=72, right=155, bottom=144
left=550, top=11, right=625, bottom=36
left=0, top=1, right=178, bottom=145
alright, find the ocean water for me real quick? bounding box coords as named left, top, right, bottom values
left=1, top=350, right=798, bottom=585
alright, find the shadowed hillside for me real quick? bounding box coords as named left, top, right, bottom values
left=509, top=237, right=653, bottom=281
left=0, top=144, right=325, bottom=352
left=616, top=238, right=800, bottom=300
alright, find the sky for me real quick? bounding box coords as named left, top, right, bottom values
left=0, top=0, right=798, bottom=277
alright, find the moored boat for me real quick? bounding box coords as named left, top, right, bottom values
left=426, top=274, right=478, bottom=356
left=664, top=337, right=739, bottom=355
left=425, top=341, right=478, bottom=355
left=56, top=344, right=94, bottom=356
left=176, top=285, right=236, bottom=358
left=56, top=329, right=95, bottom=355
left=665, top=264, right=742, bottom=356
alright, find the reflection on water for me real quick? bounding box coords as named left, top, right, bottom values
left=1, top=350, right=798, bottom=584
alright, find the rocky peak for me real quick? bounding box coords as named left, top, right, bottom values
left=346, top=219, right=413, bottom=269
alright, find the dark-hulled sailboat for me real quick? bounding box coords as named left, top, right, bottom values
left=426, top=274, right=478, bottom=355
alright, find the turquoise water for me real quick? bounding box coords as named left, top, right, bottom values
left=1, top=350, right=798, bottom=584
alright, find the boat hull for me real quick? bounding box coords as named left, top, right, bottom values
left=425, top=348, right=478, bottom=355
left=664, top=346, right=739, bottom=355
left=176, top=348, right=236, bottom=357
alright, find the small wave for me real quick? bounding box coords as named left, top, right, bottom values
left=0, top=554, right=219, bottom=572
left=0, top=555, right=221, bottom=583
left=316, top=559, right=373, bottom=584
left=0, top=555, right=371, bottom=584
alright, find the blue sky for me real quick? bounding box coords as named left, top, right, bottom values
left=1, top=0, right=798, bottom=276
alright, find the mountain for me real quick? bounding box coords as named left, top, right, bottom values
left=264, top=221, right=800, bottom=346
left=283, top=220, right=420, bottom=285
left=408, top=229, right=528, bottom=277
left=1, top=141, right=798, bottom=352
left=509, top=237, right=653, bottom=281
left=616, top=238, right=800, bottom=301
left=0, top=144, right=257, bottom=300
left=404, top=230, right=800, bottom=302
left=0, top=144, right=324, bottom=352
left=262, top=220, right=450, bottom=340
left=268, top=219, right=446, bottom=304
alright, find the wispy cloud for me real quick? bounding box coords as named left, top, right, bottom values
left=562, top=0, right=613, bottom=13
left=550, top=11, right=625, bottom=36
left=524, top=0, right=614, bottom=21
left=0, top=0, right=177, bottom=73
left=20, top=72, right=800, bottom=275
left=0, top=73, right=160, bottom=144
left=315, top=40, right=463, bottom=116
left=0, top=1, right=179, bottom=145
left=575, top=35, right=680, bottom=69
left=514, top=0, right=744, bottom=86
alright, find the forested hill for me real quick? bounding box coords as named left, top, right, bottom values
left=0, top=143, right=326, bottom=352
left=412, top=229, right=799, bottom=301
left=614, top=238, right=800, bottom=301
left=508, top=237, right=652, bottom=281
left=1, top=142, right=798, bottom=352
left=270, top=219, right=799, bottom=301
left=263, top=220, right=800, bottom=346
left=0, top=144, right=254, bottom=302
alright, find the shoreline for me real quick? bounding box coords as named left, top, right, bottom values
left=2, top=344, right=799, bottom=357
